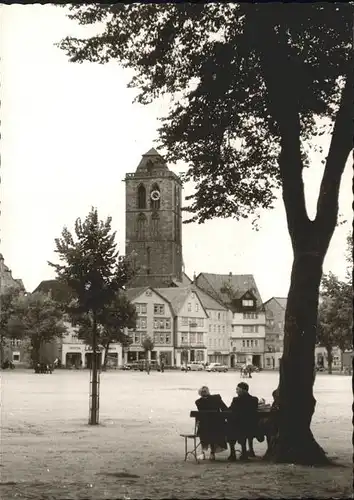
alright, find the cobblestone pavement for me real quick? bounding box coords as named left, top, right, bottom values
left=1, top=370, right=352, bottom=499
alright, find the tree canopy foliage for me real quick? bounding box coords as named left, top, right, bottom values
left=59, top=3, right=352, bottom=226
left=8, top=292, right=67, bottom=364
left=49, top=207, right=135, bottom=316
left=77, top=292, right=137, bottom=368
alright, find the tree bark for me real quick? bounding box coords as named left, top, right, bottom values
left=89, top=310, right=99, bottom=425
left=251, top=15, right=352, bottom=465
left=266, top=251, right=330, bottom=464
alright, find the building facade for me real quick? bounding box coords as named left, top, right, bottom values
left=156, top=287, right=208, bottom=366
left=194, top=287, right=229, bottom=365
left=125, top=148, right=183, bottom=288
left=0, top=254, right=27, bottom=365
left=125, top=287, right=175, bottom=365
left=195, top=272, right=266, bottom=368
left=263, top=297, right=286, bottom=369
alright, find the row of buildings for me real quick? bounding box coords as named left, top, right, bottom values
left=1, top=148, right=349, bottom=370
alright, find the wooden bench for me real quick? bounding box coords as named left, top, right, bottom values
left=181, top=408, right=273, bottom=463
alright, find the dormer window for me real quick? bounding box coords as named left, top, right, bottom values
left=242, top=299, right=254, bottom=307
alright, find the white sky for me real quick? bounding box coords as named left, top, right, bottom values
left=1, top=5, right=352, bottom=302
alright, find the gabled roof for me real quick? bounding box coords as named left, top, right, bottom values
left=32, top=279, right=72, bottom=303
left=191, top=285, right=227, bottom=311
left=172, top=272, right=193, bottom=288
left=195, top=273, right=263, bottom=306
left=125, top=286, right=174, bottom=309
left=155, top=286, right=209, bottom=317
left=125, top=287, right=149, bottom=302
left=263, top=297, right=287, bottom=309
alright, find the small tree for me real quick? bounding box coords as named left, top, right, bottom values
left=49, top=207, right=135, bottom=424
left=77, top=293, right=137, bottom=370
left=317, top=272, right=353, bottom=373
left=8, top=292, right=67, bottom=365
left=142, top=336, right=154, bottom=371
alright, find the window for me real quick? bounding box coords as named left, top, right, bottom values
left=209, top=338, right=212, bottom=346
left=134, top=332, right=140, bottom=344
left=137, top=184, right=146, bottom=209
left=246, top=340, right=250, bottom=347
left=12, top=352, right=20, bottom=362
left=181, top=333, right=188, bottom=344
left=222, top=326, right=225, bottom=333
left=190, top=333, right=196, bottom=344
left=160, top=333, right=165, bottom=344
left=242, top=325, right=259, bottom=333
left=136, top=213, right=147, bottom=239
left=251, top=340, right=254, bottom=347
left=141, top=318, right=147, bottom=329
left=165, top=332, right=171, bottom=344
left=213, top=325, right=216, bottom=333
left=218, top=312, right=221, bottom=321
left=197, top=318, right=204, bottom=327
left=188, top=303, right=192, bottom=312
left=242, top=340, right=245, bottom=347
left=197, top=333, right=203, bottom=344
left=191, top=292, right=195, bottom=299
left=243, top=312, right=258, bottom=319
left=218, top=325, right=220, bottom=334
left=195, top=303, right=199, bottom=312
left=135, top=303, right=147, bottom=314
left=255, top=340, right=258, bottom=347
left=266, top=358, right=271, bottom=366
left=165, top=319, right=171, bottom=329
left=154, top=304, right=165, bottom=315
left=181, top=317, right=188, bottom=326
left=242, top=299, right=254, bottom=307
left=151, top=213, right=160, bottom=238
left=278, top=322, right=283, bottom=330
left=153, top=332, right=160, bottom=344
left=209, top=324, right=211, bottom=333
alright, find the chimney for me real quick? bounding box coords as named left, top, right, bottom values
left=193, top=272, right=196, bottom=282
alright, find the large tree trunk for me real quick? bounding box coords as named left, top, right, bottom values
left=326, top=347, right=333, bottom=375
left=266, top=250, right=330, bottom=465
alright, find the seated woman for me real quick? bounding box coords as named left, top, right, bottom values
left=195, top=386, right=228, bottom=461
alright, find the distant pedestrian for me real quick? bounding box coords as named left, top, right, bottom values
left=161, top=361, right=165, bottom=373
left=146, top=361, right=150, bottom=375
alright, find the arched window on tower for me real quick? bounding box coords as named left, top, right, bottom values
left=150, top=183, right=160, bottom=210
left=137, top=184, right=146, bottom=209
left=136, top=213, right=147, bottom=240
left=151, top=212, right=160, bottom=239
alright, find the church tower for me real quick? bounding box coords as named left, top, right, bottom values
left=124, top=148, right=183, bottom=288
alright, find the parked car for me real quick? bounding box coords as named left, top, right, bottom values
left=206, top=362, right=228, bottom=373
left=181, top=362, right=205, bottom=372
left=122, top=363, right=133, bottom=370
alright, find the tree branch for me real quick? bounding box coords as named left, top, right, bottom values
left=315, top=69, right=353, bottom=234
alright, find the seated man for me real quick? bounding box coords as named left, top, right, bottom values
left=195, top=386, right=228, bottom=461
left=227, top=382, right=259, bottom=461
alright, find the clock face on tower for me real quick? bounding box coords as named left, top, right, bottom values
left=150, top=190, right=161, bottom=201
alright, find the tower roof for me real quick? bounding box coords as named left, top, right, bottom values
left=143, top=147, right=160, bottom=156
left=136, top=147, right=169, bottom=173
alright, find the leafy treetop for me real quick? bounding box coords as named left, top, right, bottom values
left=59, top=4, right=353, bottom=225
